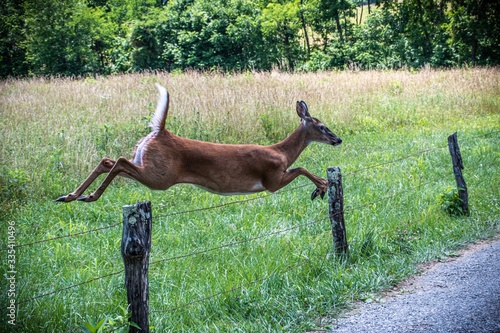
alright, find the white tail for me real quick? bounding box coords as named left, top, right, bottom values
left=56, top=84, right=342, bottom=203
left=149, top=83, right=169, bottom=131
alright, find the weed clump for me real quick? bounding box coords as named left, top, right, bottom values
left=0, top=167, right=29, bottom=203
left=437, top=187, right=466, bottom=217
left=0, top=167, right=30, bottom=217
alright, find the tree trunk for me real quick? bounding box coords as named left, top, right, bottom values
left=335, top=12, right=344, bottom=43
left=300, top=0, right=311, bottom=56
left=359, top=0, right=364, bottom=25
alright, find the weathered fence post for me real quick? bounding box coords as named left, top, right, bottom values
left=122, top=201, right=152, bottom=333
left=327, top=167, right=349, bottom=259
left=447, top=133, right=469, bottom=216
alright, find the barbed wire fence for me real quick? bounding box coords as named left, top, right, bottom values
left=3, top=131, right=498, bottom=331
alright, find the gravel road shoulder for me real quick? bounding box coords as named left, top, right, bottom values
left=328, top=236, right=500, bottom=333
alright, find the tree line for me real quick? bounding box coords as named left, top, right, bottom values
left=1, top=0, right=499, bottom=78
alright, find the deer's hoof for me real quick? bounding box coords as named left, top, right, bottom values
left=77, top=195, right=96, bottom=202
left=77, top=196, right=88, bottom=202
left=56, top=194, right=78, bottom=202
left=311, top=188, right=326, bottom=201
left=55, top=195, right=69, bottom=202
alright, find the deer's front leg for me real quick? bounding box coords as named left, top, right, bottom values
left=56, top=158, right=116, bottom=202
left=267, top=167, right=328, bottom=200
left=298, top=168, right=328, bottom=200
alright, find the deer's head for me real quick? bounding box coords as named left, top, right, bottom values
left=296, top=101, right=342, bottom=146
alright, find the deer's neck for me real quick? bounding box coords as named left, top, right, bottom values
left=273, top=124, right=310, bottom=167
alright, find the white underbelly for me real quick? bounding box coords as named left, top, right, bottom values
left=194, top=181, right=266, bottom=195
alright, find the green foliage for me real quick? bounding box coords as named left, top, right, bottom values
left=80, top=306, right=140, bottom=333
left=22, top=0, right=117, bottom=76
left=0, top=0, right=27, bottom=77
left=161, top=0, right=268, bottom=71
left=301, top=50, right=334, bottom=71
left=436, top=187, right=466, bottom=217
left=349, top=7, right=404, bottom=69
left=307, top=0, right=355, bottom=47
left=0, top=167, right=30, bottom=220
left=2, top=0, right=499, bottom=77
left=81, top=319, right=107, bottom=333
left=261, top=0, right=304, bottom=70
left=445, top=0, right=500, bottom=66
left=0, top=167, right=30, bottom=203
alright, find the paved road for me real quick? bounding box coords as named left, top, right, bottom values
left=330, top=238, right=500, bottom=333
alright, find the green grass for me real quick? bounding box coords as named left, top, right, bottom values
left=1, top=68, right=499, bottom=332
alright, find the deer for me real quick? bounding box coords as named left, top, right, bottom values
left=56, top=84, right=342, bottom=203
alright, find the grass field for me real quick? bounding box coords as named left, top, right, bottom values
left=1, top=68, right=499, bottom=332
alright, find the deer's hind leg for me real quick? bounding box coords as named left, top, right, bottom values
left=56, top=158, right=116, bottom=202
left=76, top=157, right=148, bottom=202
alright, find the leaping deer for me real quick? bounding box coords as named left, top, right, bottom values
left=56, top=84, right=342, bottom=203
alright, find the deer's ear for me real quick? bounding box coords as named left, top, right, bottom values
left=296, top=101, right=311, bottom=120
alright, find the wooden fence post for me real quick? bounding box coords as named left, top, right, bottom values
left=447, top=133, right=470, bottom=216
left=122, top=201, right=152, bottom=333
left=327, top=167, right=349, bottom=259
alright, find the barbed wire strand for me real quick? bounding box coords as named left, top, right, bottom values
left=345, top=145, right=447, bottom=176
left=16, top=219, right=324, bottom=307
left=0, top=222, right=121, bottom=252
left=149, top=223, right=335, bottom=315
left=338, top=129, right=499, bottom=178
left=149, top=219, right=324, bottom=267
left=16, top=269, right=124, bottom=306
left=338, top=129, right=498, bottom=158
left=156, top=182, right=318, bottom=219
left=465, top=129, right=500, bottom=140
left=155, top=193, right=273, bottom=219
left=149, top=259, right=309, bottom=314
